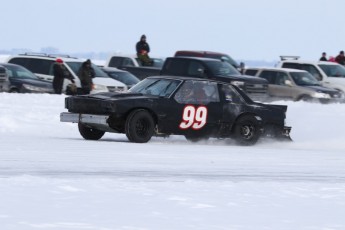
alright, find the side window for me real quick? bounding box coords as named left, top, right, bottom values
left=300, top=64, right=322, bottom=81
left=8, top=58, right=29, bottom=68
left=259, top=71, right=275, bottom=84
left=282, top=63, right=300, bottom=69
left=108, top=57, right=122, bottom=68
left=220, top=84, right=242, bottom=104
left=187, top=61, right=206, bottom=77
left=244, top=69, right=258, bottom=76
left=123, top=58, right=135, bottom=67
left=163, top=59, right=187, bottom=75
left=27, top=59, right=53, bottom=75
left=174, top=81, right=219, bottom=104
left=274, top=72, right=290, bottom=85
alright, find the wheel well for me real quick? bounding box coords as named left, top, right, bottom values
left=297, top=94, right=311, bottom=101
left=9, top=87, right=19, bottom=93
left=107, top=108, right=158, bottom=133
left=231, top=113, right=261, bottom=132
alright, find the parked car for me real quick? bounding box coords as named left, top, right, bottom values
left=276, top=56, right=345, bottom=95
left=60, top=76, right=291, bottom=145
left=101, top=67, right=140, bottom=89
left=0, top=63, right=53, bottom=93
left=160, top=57, right=269, bottom=102
left=245, top=67, right=343, bottom=103
left=0, top=65, right=10, bottom=92
left=7, top=53, right=127, bottom=94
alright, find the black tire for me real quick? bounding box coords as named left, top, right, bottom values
left=233, top=115, right=261, bottom=145
left=125, top=110, right=155, bottom=143
left=78, top=122, right=105, bottom=140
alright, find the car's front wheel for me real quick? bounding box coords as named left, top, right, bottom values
left=233, top=115, right=261, bottom=145
left=78, top=122, right=105, bottom=140
left=125, top=110, right=155, bottom=143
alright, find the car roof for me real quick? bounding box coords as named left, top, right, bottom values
left=9, top=53, right=84, bottom=63
left=247, top=67, right=307, bottom=73
left=168, top=56, right=223, bottom=62
left=147, top=75, right=226, bottom=84
left=280, top=59, right=339, bottom=65
left=0, top=62, right=26, bottom=68
left=175, top=50, right=227, bottom=56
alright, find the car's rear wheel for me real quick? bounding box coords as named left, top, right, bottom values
left=125, top=110, right=155, bottom=143
left=78, top=122, right=105, bottom=140
left=233, top=115, right=260, bottom=145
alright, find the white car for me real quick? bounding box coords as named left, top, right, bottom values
left=6, top=53, right=127, bottom=94
left=276, top=56, right=345, bottom=94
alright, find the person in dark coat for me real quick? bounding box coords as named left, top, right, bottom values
left=135, top=34, right=153, bottom=66
left=319, top=52, right=327, bottom=61
left=77, top=59, right=95, bottom=95
left=53, top=58, right=74, bottom=94
left=335, top=51, right=345, bottom=65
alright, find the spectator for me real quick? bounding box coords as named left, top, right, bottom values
left=239, top=62, right=245, bottom=74
left=319, top=52, right=327, bottom=61
left=335, top=51, right=345, bottom=65
left=136, top=34, right=153, bottom=66
left=52, top=58, right=74, bottom=94
left=78, top=59, right=95, bottom=94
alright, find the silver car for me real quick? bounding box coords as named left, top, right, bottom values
left=245, top=67, right=343, bottom=103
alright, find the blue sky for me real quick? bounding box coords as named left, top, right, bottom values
left=1, top=0, right=344, bottom=61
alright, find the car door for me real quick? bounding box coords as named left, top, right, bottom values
left=156, top=80, right=223, bottom=137
left=259, top=70, right=292, bottom=100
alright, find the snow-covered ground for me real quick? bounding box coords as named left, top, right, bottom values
left=1, top=93, right=345, bottom=230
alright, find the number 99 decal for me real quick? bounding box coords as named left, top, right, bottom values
left=179, top=105, right=208, bottom=130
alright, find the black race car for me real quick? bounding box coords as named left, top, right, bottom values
left=60, top=76, right=291, bottom=145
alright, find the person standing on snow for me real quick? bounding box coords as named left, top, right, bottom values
left=335, top=51, right=345, bottom=65
left=77, top=59, right=95, bottom=95
left=319, top=52, right=327, bottom=61
left=136, top=34, right=153, bottom=66
left=53, top=58, right=74, bottom=94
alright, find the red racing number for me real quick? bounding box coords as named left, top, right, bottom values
left=179, top=105, right=208, bottom=130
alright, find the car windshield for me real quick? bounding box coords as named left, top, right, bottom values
left=318, top=64, right=345, bottom=78
left=290, top=72, right=320, bottom=86
left=129, top=78, right=181, bottom=97
left=205, top=60, right=240, bottom=77
left=205, top=54, right=239, bottom=68
left=66, top=62, right=109, bottom=78
left=4, top=64, right=40, bottom=80
left=106, top=71, right=139, bottom=85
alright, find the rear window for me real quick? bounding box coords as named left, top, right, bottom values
left=8, top=57, right=53, bottom=75
left=163, top=59, right=188, bottom=75
left=244, top=69, right=258, bottom=76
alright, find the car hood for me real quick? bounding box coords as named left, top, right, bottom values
left=81, top=92, right=155, bottom=100
left=303, top=85, right=339, bottom=93
left=93, top=77, right=126, bottom=87
left=216, top=74, right=268, bottom=84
